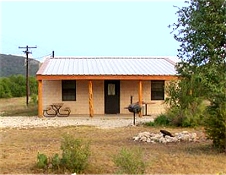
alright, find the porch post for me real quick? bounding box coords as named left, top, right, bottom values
left=138, top=80, right=143, bottom=117
left=38, top=80, right=43, bottom=117
left=89, top=80, right=94, bottom=117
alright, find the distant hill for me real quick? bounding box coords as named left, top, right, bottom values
left=0, top=54, right=40, bottom=77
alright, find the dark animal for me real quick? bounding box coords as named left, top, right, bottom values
left=160, top=130, right=174, bottom=137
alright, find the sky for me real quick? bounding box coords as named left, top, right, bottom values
left=0, top=0, right=185, bottom=62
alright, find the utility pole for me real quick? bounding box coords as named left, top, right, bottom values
left=18, top=45, right=37, bottom=106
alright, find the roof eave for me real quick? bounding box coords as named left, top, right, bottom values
left=36, top=74, right=179, bottom=81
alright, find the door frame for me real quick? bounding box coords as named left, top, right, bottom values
left=104, top=80, right=120, bottom=114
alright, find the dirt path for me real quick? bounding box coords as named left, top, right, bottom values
left=0, top=116, right=154, bottom=129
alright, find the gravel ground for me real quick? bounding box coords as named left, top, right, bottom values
left=0, top=116, right=154, bottom=129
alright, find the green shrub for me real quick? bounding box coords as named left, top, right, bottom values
left=154, top=114, right=171, bottom=126
left=144, top=121, right=155, bottom=126
left=144, top=114, right=171, bottom=127
left=9, top=75, right=26, bottom=97
left=60, top=135, right=91, bottom=173
left=0, top=75, right=38, bottom=98
left=30, top=94, right=38, bottom=104
left=165, top=100, right=207, bottom=127
left=0, top=78, right=12, bottom=98
left=36, top=135, right=91, bottom=173
left=29, top=76, right=38, bottom=95
left=113, top=147, right=146, bottom=174
left=164, top=78, right=207, bottom=127
left=51, top=153, right=61, bottom=170
left=204, top=103, right=226, bottom=152
left=37, top=152, right=48, bottom=169
left=166, top=107, right=184, bottom=127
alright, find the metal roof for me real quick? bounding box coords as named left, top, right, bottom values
left=37, top=56, right=177, bottom=76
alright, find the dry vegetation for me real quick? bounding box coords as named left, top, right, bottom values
left=0, top=97, right=226, bottom=174
left=0, top=97, right=25, bottom=111
left=0, top=126, right=226, bottom=174
left=0, top=97, right=37, bottom=116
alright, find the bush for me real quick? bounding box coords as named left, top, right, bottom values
left=144, top=114, right=171, bottom=127
left=36, top=135, right=91, bottom=173
left=145, top=105, right=205, bottom=127
left=154, top=114, right=171, bottom=126
left=51, top=153, right=61, bottom=170
left=164, top=79, right=206, bottom=127
left=0, top=75, right=38, bottom=98
left=166, top=101, right=206, bottom=127
left=144, top=121, right=155, bottom=126
left=37, top=153, right=48, bottom=169
left=0, top=78, right=12, bottom=98
left=113, top=147, right=146, bottom=174
left=9, top=75, right=26, bottom=97
left=166, top=107, right=184, bottom=127
left=205, top=102, right=226, bottom=152
left=31, top=94, right=38, bottom=104
left=60, top=135, right=91, bottom=173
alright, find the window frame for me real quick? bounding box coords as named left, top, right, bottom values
left=151, top=80, right=165, bottom=100
left=62, top=80, right=76, bottom=101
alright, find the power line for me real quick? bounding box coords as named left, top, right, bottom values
left=35, top=53, right=52, bottom=60
left=18, top=45, right=37, bottom=106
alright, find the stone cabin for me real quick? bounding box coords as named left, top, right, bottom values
left=36, top=56, right=178, bottom=117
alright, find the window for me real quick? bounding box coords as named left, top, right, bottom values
left=108, top=84, right=116, bottom=95
left=62, top=80, right=76, bottom=101
left=151, top=80, right=164, bottom=100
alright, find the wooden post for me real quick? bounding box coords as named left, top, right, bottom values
left=38, top=80, right=43, bottom=117
left=138, top=80, right=143, bottom=117
left=89, top=80, right=94, bottom=117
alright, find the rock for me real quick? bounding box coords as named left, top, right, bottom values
left=150, top=133, right=156, bottom=137
left=165, top=135, right=178, bottom=142
left=133, top=131, right=199, bottom=144
left=138, top=132, right=151, bottom=138
left=171, top=137, right=179, bottom=142
left=140, top=136, right=147, bottom=142
left=151, top=136, right=160, bottom=142
left=133, top=136, right=139, bottom=141
left=159, top=137, right=167, bottom=144
left=181, top=134, right=190, bottom=141
left=190, top=133, right=197, bottom=142
left=182, top=131, right=189, bottom=134
left=146, top=138, right=151, bottom=143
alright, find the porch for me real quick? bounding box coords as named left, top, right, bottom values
left=36, top=56, right=178, bottom=117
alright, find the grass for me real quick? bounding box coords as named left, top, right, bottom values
left=0, top=97, right=226, bottom=174
left=1, top=126, right=226, bottom=174
left=0, top=97, right=38, bottom=116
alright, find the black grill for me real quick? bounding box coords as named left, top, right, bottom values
left=127, top=103, right=141, bottom=113
left=125, top=102, right=142, bottom=125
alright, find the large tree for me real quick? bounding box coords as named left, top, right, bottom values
left=170, top=0, right=226, bottom=151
